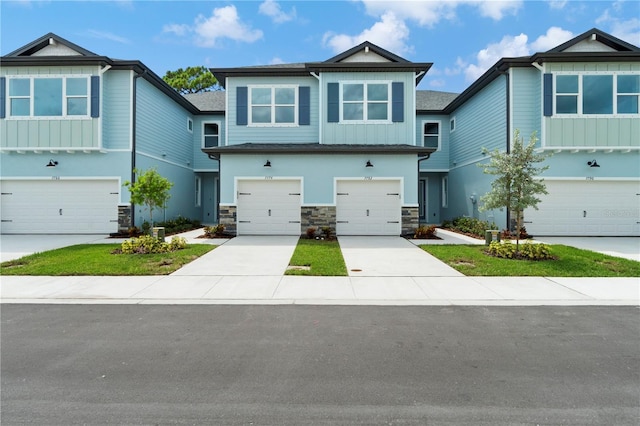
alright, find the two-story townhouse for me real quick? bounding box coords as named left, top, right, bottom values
left=440, top=28, right=640, bottom=236
left=0, top=33, right=210, bottom=234
left=204, top=42, right=435, bottom=236
left=2, top=29, right=638, bottom=237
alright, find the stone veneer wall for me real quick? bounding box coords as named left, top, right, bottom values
left=402, top=207, right=419, bottom=235
left=219, top=206, right=237, bottom=234
left=300, top=206, right=336, bottom=234
left=118, top=205, right=131, bottom=233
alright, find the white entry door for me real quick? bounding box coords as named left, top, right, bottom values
left=336, top=179, right=402, bottom=235
left=236, top=179, right=301, bottom=235
left=1, top=179, right=119, bottom=234
left=524, top=180, right=640, bottom=236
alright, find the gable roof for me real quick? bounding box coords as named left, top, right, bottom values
left=445, top=28, right=640, bottom=113
left=5, top=32, right=99, bottom=57
left=210, top=41, right=431, bottom=87
left=548, top=27, right=639, bottom=53
left=2, top=33, right=202, bottom=114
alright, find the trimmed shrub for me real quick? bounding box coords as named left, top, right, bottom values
left=487, top=240, right=554, bottom=261
left=118, top=235, right=187, bottom=255
left=306, top=227, right=317, bottom=239
left=204, top=224, right=225, bottom=238
left=442, top=217, right=497, bottom=239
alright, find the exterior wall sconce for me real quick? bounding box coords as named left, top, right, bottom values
left=264, top=160, right=271, bottom=168
left=365, top=160, right=374, bottom=168
left=46, top=159, right=58, bottom=167
left=587, top=160, right=600, bottom=167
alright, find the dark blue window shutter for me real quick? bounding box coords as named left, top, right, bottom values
left=392, top=82, right=404, bottom=122
left=90, top=76, right=100, bottom=118
left=327, top=82, right=339, bottom=123
left=543, top=73, right=553, bottom=117
left=299, top=86, right=310, bottom=125
left=236, top=86, right=248, bottom=125
left=0, top=77, right=5, bottom=119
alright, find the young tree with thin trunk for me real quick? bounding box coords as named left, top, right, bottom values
left=478, top=130, right=550, bottom=251
left=124, top=168, right=173, bottom=228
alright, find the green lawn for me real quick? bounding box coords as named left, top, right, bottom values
left=0, top=244, right=215, bottom=276
left=420, top=244, right=640, bottom=277
left=286, top=239, right=348, bottom=276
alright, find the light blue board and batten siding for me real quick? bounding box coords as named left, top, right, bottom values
left=0, top=66, right=100, bottom=150
left=511, top=67, right=542, bottom=146
left=102, top=70, right=132, bottom=150
left=226, top=76, right=319, bottom=145
left=416, top=113, right=450, bottom=171
left=321, top=72, right=416, bottom=145
left=192, top=114, right=223, bottom=171
left=135, top=78, right=194, bottom=164
left=543, top=62, right=640, bottom=148
left=449, top=75, right=507, bottom=167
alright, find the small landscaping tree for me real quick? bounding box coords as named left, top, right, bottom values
left=124, top=168, right=173, bottom=228
left=478, top=130, right=550, bottom=251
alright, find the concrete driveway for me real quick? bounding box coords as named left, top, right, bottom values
left=533, top=237, right=640, bottom=262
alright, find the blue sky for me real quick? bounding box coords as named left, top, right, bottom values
left=2, top=1, right=639, bottom=93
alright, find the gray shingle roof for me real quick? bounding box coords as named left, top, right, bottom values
left=183, top=91, right=225, bottom=112
left=416, top=90, right=459, bottom=111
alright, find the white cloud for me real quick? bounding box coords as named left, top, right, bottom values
left=547, top=0, right=567, bottom=9
left=597, top=7, right=640, bottom=47
left=270, top=57, right=285, bottom=65
left=259, top=0, right=296, bottom=24
left=86, top=29, right=131, bottom=44
left=323, top=11, right=411, bottom=55
left=477, top=0, right=522, bottom=20
left=429, top=79, right=446, bottom=88
left=462, top=27, right=575, bottom=82
left=464, top=33, right=529, bottom=81
left=360, top=0, right=523, bottom=27
left=530, top=27, right=574, bottom=52
left=163, top=5, right=263, bottom=48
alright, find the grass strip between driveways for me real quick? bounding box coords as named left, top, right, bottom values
left=420, top=244, right=640, bottom=277
left=0, top=244, right=215, bottom=276
left=286, top=239, right=348, bottom=276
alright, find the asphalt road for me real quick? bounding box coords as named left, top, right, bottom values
left=2, top=304, right=639, bottom=425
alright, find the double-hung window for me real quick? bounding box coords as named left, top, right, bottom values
left=249, top=86, right=297, bottom=125
left=555, top=73, right=639, bottom=115
left=8, top=76, right=90, bottom=118
left=203, top=122, right=220, bottom=148
left=422, top=121, right=440, bottom=150
left=342, top=82, right=390, bottom=122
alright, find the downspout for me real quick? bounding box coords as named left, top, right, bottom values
left=131, top=69, right=147, bottom=227
left=310, top=72, right=322, bottom=144
left=497, top=68, right=511, bottom=228
left=208, top=153, right=221, bottom=222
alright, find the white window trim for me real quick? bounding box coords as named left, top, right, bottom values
left=248, top=84, right=299, bottom=127
left=339, top=80, right=392, bottom=124
left=421, top=120, right=441, bottom=151
left=201, top=120, right=222, bottom=149
left=553, top=71, right=640, bottom=117
left=6, top=74, right=92, bottom=120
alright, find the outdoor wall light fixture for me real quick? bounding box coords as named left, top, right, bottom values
left=365, top=160, right=374, bottom=168
left=587, top=160, right=600, bottom=168
left=264, top=160, right=272, bottom=168
left=46, top=159, right=58, bottom=168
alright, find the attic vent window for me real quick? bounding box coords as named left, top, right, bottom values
left=49, top=37, right=56, bottom=45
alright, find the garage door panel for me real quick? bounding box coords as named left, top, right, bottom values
left=236, top=180, right=301, bottom=235
left=524, top=181, right=640, bottom=237
left=336, top=180, right=402, bottom=236
left=1, top=180, right=119, bottom=234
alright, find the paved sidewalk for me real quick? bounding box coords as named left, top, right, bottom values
left=1, top=275, right=638, bottom=306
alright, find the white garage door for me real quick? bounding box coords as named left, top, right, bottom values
left=524, top=180, right=640, bottom=236
left=336, top=180, right=402, bottom=236
left=1, top=179, right=119, bottom=234
left=236, top=179, right=301, bottom=235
